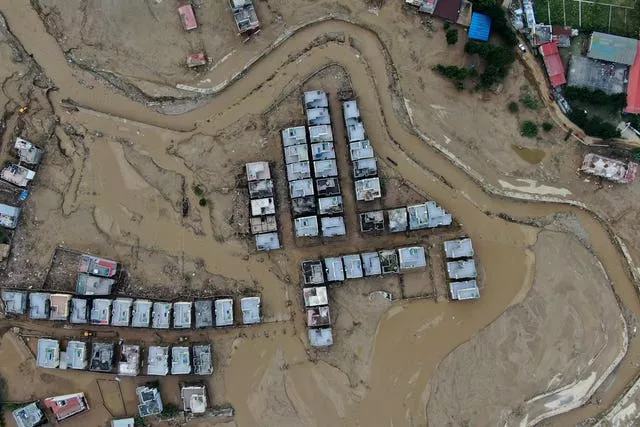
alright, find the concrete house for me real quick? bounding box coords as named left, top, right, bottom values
left=1, top=289, right=27, bottom=315
left=287, top=161, right=311, bottom=181
left=306, top=108, right=331, bottom=126
left=284, top=145, right=309, bottom=164
left=353, top=158, right=378, bottom=179
left=313, top=159, right=338, bottom=178
left=36, top=338, right=60, bottom=369
left=349, top=140, right=374, bottom=161
left=194, top=300, right=213, bottom=329
left=446, top=259, right=477, bottom=280
left=90, top=342, right=114, bottom=372
left=308, top=327, right=333, bottom=347
left=12, top=402, right=44, bottom=427
left=303, top=286, right=328, bottom=307
left=304, top=91, right=329, bottom=109
left=324, top=257, right=345, bottom=282
left=359, top=210, right=384, bottom=232
left=171, top=346, right=192, bottom=375
left=444, top=238, right=474, bottom=259
left=310, top=142, right=336, bottom=160
left=215, top=298, right=234, bottom=327
left=229, top=0, right=260, bottom=35
left=181, top=385, right=207, bottom=414
left=70, top=298, right=89, bottom=324
left=147, top=346, right=169, bottom=376
left=379, top=250, right=399, bottom=274
left=306, top=306, right=331, bottom=327
left=250, top=197, right=276, bottom=217
left=118, top=344, right=140, bottom=376
left=90, top=298, right=112, bottom=325
left=250, top=215, right=278, bottom=234
left=0, top=164, right=35, bottom=187
left=387, top=207, right=408, bottom=232
left=0, top=204, right=21, bottom=229
left=76, top=274, right=114, bottom=296
left=302, top=260, right=325, bottom=285
left=343, top=254, right=363, bottom=279
left=289, top=178, right=314, bottom=198
left=318, top=196, right=343, bottom=215
left=291, top=196, right=317, bottom=217
left=295, top=215, right=319, bottom=237
left=14, top=137, right=43, bottom=166
left=241, top=296, right=261, bottom=324
left=49, top=294, right=71, bottom=321
left=136, top=386, right=163, bottom=417
left=64, top=341, right=87, bottom=370
left=78, top=254, right=118, bottom=277
left=398, top=247, right=427, bottom=270
left=408, top=201, right=452, bottom=229
left=111, top=298, right=133, bottom=327
left=131, top=299, right=152, bottom=328
left=152, top=302, right=172, bottom=329
left=450, top=280, right=481, bottom=300
left=193, top=344, right=213, bottom=375
left=361, top=252, right=382, bottom=276
left=343, top=100, right=366, bottom=142
left=245, top=161, right=271, bottom=181
left=255, top=232, right=280, bottom=251
left=308, top=125, right=333, bottom=143
left=248, top=179, right=274, bottom=199
left=281, top=126, right=307, bottom=147
left=321, top=216, right=346, bottom=237
left=173, top=302, right=192, bottom=329
left=316, top=177, right=340, bottom=196
left=29, top=292, right=50, bottom=320
left=43, top=393, right=89, bottom=422
left=354, top=178, right=381, bottom=201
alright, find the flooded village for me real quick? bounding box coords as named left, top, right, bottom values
left=0, top=0, right=639, bottom=426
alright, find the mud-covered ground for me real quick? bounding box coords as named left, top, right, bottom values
left=0, top=0, right=638, bottom=426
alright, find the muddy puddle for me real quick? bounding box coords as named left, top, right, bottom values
left=511, top=144, right=546, bottom=164
left=0, top=2, right=639, bottom=425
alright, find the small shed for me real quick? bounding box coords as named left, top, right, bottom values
left=187, top=53, right=207, bottom=68
left=468, top=13, right=491, bottom=41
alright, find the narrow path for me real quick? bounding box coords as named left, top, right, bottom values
left=0, top=2, right=638, bottom=425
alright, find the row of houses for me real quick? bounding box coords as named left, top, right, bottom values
left=0, top=137, right=45, bottom=230
left=342, top=99, right=382, bottom=202
left=12, top=392, right=89, bottom=427
left=36, top=338, right=213, bottom=377
left=360, top=201, right=452, bottom=233
left=13, top=382, right=209, bottom=426
left=246, top=161, right=281, bottom=251
left=280, top=90, right=346, bottom=238
left=1, top=290, right=262, bottom=328
left=444, top=238, right=480, bottom=300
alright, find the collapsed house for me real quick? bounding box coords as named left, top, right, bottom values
left=359, top=210, right=384, bottom=232
left=580, top=153, right=638, bottom=184
left=14, top=137, right=43, bottom=166
left=306, top=306, right=331, bottom=327
left=229, top=0, right=260, bottom=35
left=12, top=402, right=45, bottom=427
left=136, top=386, right=163, bottom=417
left=0, top=164, right=35, bottom=187
left=89, top=342, right=114, bottom=372
left=181, top=385, right=207, bottom=414
left=118, top=344, right=140, bottom=376
left=302, top=260, right=325, bottom=285
left=0, top=204, right=21, bottom=229
left=303, top=286, right=328, bottom=307
left=193, top=344, right=213, bottom=375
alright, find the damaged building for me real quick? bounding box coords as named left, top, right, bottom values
left=194, top=300, right=213, bottom=329
left=359, top=210, right=384, bottom=232
left=1, top=289, right=27, bottom=315
left=303, top=286, right=328, bottom=307
left=89, top=342, right=114, bottom=372
left=118, top=344, right=140, bottom=376
left=306, top=306, right=331, bottom=327
left=192, top=344, right=213, bottom=375
left=302, top=260, right=325, bottom=285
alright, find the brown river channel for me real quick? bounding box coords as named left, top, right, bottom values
left=2, top=1, right=640, bottom=426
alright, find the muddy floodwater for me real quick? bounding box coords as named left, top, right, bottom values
left=1, top=1, right=639, bottom=426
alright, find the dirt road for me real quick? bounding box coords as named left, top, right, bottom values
left=0, top=1, right=639, bottom=426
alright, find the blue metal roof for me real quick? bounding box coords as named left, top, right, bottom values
left=468, top=13, right=491, bottom=42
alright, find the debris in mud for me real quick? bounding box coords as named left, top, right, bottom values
left=368, top=290, right=394, bottom=301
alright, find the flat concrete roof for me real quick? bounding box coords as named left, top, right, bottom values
left=245, top=161, right=271, bottom=181
left=446, top=259, right=477, bottom=280
left=343, top=254, right=363, bottom=279
left=444, top=238, right=474, bottom=259
left=70, top=298, right=88, bottom=324
left=308, top=327, right=333, bottom=347
left=65, top=340, right=87, bottom=370
left=49, top=294, right=71, bottom=321
left=321, top=216, right=346, bottom=237
left=215, top=298, right=234, bottom=327
left=173, top=302, right=192, bottom=329
left=111, top=298, right=132, bottom=327
left=171, top=346, right=191, bottom=375
left=398, top=247, right=427, bottom=270
left=450, top=280, right=480, bottom=300
left=147, top=346, right=169, bottom=376
left=309, top=125, right=334, bottom=143
left=361, top=252, right=382, bottom=276
left=281, top=126, right=307, bottom=147
left=295, top=215, right=319, bottom=237
left=324, top=257, right=345, bottom=282
left=29, top=292, right=50, bottom=320
left=37, top=338, right=60, bottom=369
left=118, top=344, right=140, bottom=376
left=194, top=300, right=213, bottom=328
left=90, top=298, right=111, bottom=325
left=256, top=232, right=280, bottom=251
left=131, top=299, right=152, bottom=328
left=241, top=296, right=261, bottom=324
left=2, top=290, right=27, bottom=315
left=303, top=286, right=328, bottom=307
left=152, top=302, right=171, bottom=329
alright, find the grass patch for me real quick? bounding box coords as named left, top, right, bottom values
left=537, top=0, right=640, bottom=35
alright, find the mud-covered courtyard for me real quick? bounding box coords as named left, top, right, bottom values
left=0, top=0, right=640, bottom=426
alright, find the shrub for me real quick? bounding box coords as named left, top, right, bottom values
left=456, top=81, right=465, bottom=91
left=521, top=121, right=538, bottom=137
left=446, top=29, right=458, bottom=45
left=199, top=198, right=208, bottom=207
left=192, top=184, right=203, bottom=197
left=520, top=92, right=541, bottom=110
left=433, top=64, right=470, bottom=81
left=161, top=403, right=181, bottom=418
left=443, top=21, right=451, bottom=30
left=508, top=101, right=519, bottom=113
left=542, top=122, right=554, bottom=132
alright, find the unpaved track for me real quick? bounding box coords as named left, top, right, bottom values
left=1, top=1, right=639, bottom=425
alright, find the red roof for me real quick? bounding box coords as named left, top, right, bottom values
left=43, top=394, right=88, bottom=421
left=434, top=0, right=462, bottom=22
left=625, top=41, right=640, bottom=114
left=552, top=25, right=572, bottom=36
left=540, top=42, right=566, bottom=87
left=178, top=5, right=198, bottom=31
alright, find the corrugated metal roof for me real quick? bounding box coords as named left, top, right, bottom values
left=588, top=32, right=638, bottom=65
left=469, top=13, right=491, bottom=41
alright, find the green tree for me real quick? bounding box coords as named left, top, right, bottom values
left=508, top=101, right=519, bottom=113
left=520, top=92, right=541, bottom=110
left=521, top=121, right=538, bottom=137
left=446, top=29, right=459, bottom=45
left=542, top=122, right=554, bottom=132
